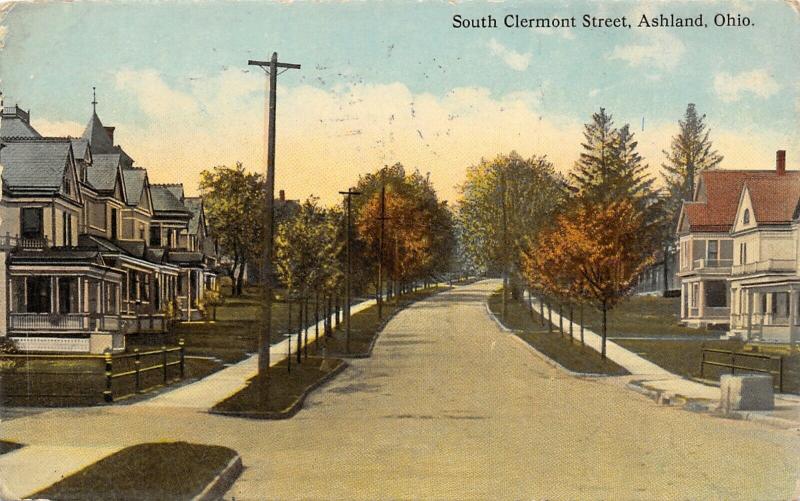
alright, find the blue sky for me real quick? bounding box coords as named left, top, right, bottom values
left=1, top=0, right=798, bottom=202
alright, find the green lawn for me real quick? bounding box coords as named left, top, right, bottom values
left=32, top=442, right=238, bottom=500
left=212, top=356, right=345, bottom=417
left=489, top=292, right=629, bottom=376
left=555, top=295, right=717, bottom=338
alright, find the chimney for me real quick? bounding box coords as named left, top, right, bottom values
left=104, top=126, right=115, bottom=144
left=279, top=189, right=285, bottom=201
left=777, top=150, right=786, bottom=176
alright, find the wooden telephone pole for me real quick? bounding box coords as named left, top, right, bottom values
left=339, top=188, right=361, bottom=353
left=376, top=185, right=392, bottom=320
left=249, top=52, right=301, bottom=378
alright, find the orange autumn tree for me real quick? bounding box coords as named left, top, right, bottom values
left=522, top=199, right=655, bottom=359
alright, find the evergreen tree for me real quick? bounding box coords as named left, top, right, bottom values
left=661, top=103, right=723, bottom=220
left=571, top=109, right=657, bottom=211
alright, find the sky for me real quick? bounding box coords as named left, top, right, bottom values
left=0, top=0, right=798, bottom=204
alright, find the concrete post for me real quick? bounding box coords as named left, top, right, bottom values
left=747, top=290, right=753, bottom=340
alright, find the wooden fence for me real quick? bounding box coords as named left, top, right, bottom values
left=0, top=340, right=185, bottom=405
left=700, top=348, right=784, bottom=393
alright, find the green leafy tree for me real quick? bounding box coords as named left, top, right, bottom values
left=457, top=152, right=565, bottom=307
left=199, top=163, right=266, bottom=296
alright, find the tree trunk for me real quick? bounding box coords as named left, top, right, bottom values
left=315, top=291, right=320, bottom=351
left=601, top=304, right=608, bottom=360
left=558, top=304, right=564, bottom=337
left=547, top=300, right=552, bottom=334
left=569, top=305, right=574, bottom=343
left=580, top=304, right=584, bottom=345
left=335, top=295, right=340, bottom=327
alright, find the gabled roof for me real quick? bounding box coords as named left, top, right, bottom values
left=184, top=197, right=203, bottom=234
left=0, top=139, right=72, bottom=193
left=82, top=112, right=115, bottom=153
left=680, top=169, right=800, bottom=233
left=70, top=138, right=91, bottom=162
left=87, top=153, right=122, bottom=192
left=122, top=167, right=148, bottom=205
left=743, top=177, right=800, bottom=225
left=151, top=184, right=189, bottom=214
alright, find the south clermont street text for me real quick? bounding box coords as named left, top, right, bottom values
left=452, top=13, right=752, bottom=29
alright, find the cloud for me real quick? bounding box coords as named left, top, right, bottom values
left=31, top=118, right=84, bottom=137
left=713, top=69, right=780, bottom=102
left=487, top=38, right=532, bottom=71
left=607, top=32, right=685, bottom=70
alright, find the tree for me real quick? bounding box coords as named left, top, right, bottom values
left=199, top=163, right=266, bottom=296
left=457, top=152, right=565, bottom=311
left=662, top=103, right=724, bottom=212
left=572, top=109, right=656, bottom=208
left=353, top=164, right=455, bottom=297
left=522, top=200, right=656, bottom=359
left=659, top=104, right=724, bottom=291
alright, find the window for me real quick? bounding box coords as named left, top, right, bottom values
left=58, top=277, right=78, bottom=313
left=691, top=283, right=699, bottom=308
left=150, top=225, right=161, bottom=246
left=739, top=243, right=747, bottom=265
left=110, top=208, right=118, bottom=240
left=138, top=223, right=145, bottom=241
left=21, top=207, right=44, bottom=239
left=707, top=240, right=718, bottom=262
left=705, top=281, right=727, bottom=308
left=743, top=209, right=750, bottom=224
left=62, top=212, right=73, bottom=246
left=26, top=277, right=52, bottom=313
left=143, top=274, right=151, bottom=301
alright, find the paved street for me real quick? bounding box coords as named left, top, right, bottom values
left=2, top=281, right=799, bottom=500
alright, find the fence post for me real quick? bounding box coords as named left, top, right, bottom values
left=731, top=352, right=735, bottom=375
left=699, top=349, right=705, bottom=378
left=134, top=349, right=141, bottom=393
left=778, top=356, right=784, bottom=393
left=179, top=338, right=185, bottom=379
left=103, top=352, right=113, bottom=403
left=162, top=345, right=167, bottom=384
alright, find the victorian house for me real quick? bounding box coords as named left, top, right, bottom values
left=677, top=150, right=800, bottom=345
left=0, top=102, right=218, bottom=353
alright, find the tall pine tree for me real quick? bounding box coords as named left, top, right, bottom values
left=571, top=108, right=657, bottom=211
left=662, top=103, right=723, bottom=219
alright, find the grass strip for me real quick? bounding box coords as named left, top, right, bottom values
left=32, top=442, right=237, bottom=501
left=489, top=292, right=628, bottom=376
left=211, top=356, right=345, bottom=417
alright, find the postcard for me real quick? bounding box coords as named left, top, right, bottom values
left=0, top=1, right=799, bottom=499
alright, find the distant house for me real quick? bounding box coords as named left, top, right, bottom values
left=677, top=150, right=800, bottom=344
left=0, top=102, right=218, bottom=352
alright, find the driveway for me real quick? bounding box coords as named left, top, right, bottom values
left=2, top=280, right=798, bottom=500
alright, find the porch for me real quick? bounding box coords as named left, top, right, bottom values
left=680, top=278, right=730, bottom=328
left=730, top=283, right=800, bottom=344
left=7, top=258, right=125, bottom=353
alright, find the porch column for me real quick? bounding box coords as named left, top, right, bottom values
left=77, top=277, right=82, bottom=314
left=187, top=270, right=193, bottom=320
left=125, top=270, right=130, bottom=315
left=747, top=290, right=753, bottom=339
left=51, top=277, right=57, bottom=313
left=681, top=283, right=686, bottom=319
left=698, top=281, right=705, bottom=319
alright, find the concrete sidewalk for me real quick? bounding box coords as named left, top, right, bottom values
left=523, top=289, right=800, bottom=426
left=139, top=295, right=380, bottom=409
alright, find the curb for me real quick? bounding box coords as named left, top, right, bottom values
left=722, top=410, right=800, bottom=430
left=209, top=360, right=348, bottom=420
left=483, top=299, right=610, bottom=378
left=193, top=454, right=243, bottom=501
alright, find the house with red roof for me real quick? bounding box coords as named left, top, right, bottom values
left=677, top=150, right=800, bottom=343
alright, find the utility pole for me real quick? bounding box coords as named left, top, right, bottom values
left=339, top=188, right=362, bottom=353
left=376, top=185, right=392, bottom=319
left=249, top=52, right=301, bottom=379
left=501, top=169, right=509, bottom=320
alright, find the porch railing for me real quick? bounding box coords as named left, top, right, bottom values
left=10, top=313, right=121, bottom=332
left=692, top=258, right=733, bottom=270
left=731, top=259, right=795, bottom=276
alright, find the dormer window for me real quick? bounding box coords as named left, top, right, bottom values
left=743, top=209, right=750, bottom=225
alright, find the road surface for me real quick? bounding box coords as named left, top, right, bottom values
left=2, top=280, right=798, bottom=500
